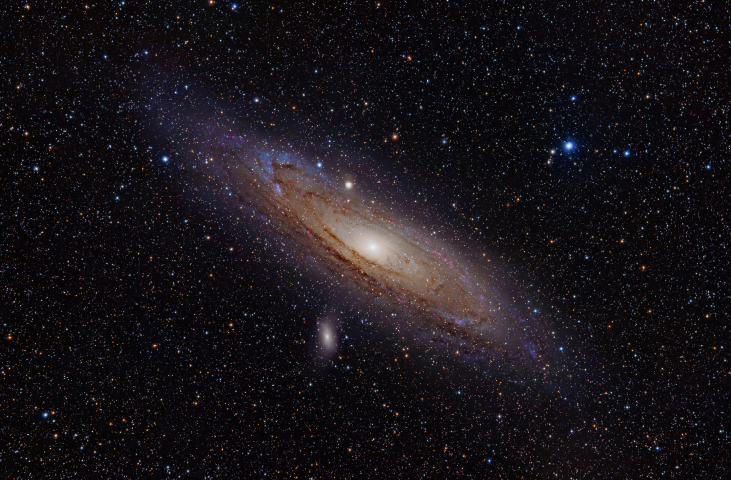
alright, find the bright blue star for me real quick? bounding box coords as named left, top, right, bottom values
left=571, top=95, right=577, bottom=101
left=42, top=412, right=49, bottom=418
left=706, top=164, right=711, bottom=170
left=564, top=142, right=574, bottom=151
left=624, top=150, right=630, bottom=156
left=162, top=156, right=169, bottom=163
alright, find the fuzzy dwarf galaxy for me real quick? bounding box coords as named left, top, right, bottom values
left=5, top=1, right=727, bottom=478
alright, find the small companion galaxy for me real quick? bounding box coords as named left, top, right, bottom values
left=4, top=1, right=728, bottom=478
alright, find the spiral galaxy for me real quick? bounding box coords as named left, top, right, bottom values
left=168, top=130, right=556, bottom=371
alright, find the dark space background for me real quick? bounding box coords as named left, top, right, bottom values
left=3, top=1, right=729, bottom=478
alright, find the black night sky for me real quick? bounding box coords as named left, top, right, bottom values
left=4, top=1, right=729, bottom=478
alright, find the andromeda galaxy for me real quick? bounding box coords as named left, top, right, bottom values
left=158, top=118, right=559, bottom=376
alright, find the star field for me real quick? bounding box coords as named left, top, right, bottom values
left=3, top=1, right=728, bottom=478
